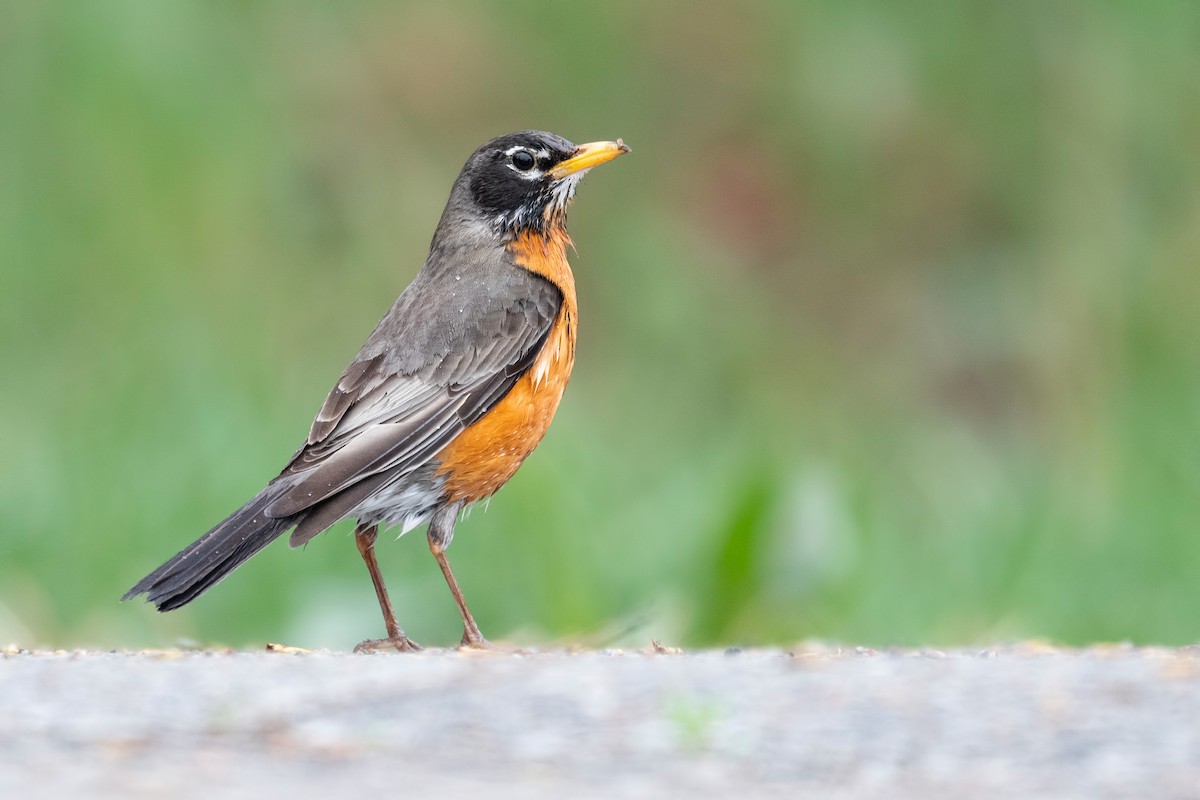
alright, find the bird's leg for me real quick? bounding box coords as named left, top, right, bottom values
left=428, top=503, right=488, bottom=649
left=431, top=544, right=487, bottom=648
left=352, top=522, right=421, bottom=654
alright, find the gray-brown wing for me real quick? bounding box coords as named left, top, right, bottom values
left=265, top=271, right=561, bottom=520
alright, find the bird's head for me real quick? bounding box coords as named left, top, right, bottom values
left=438, top=131, right=629, bottom=243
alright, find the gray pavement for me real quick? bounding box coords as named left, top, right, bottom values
left=2, top=642, right=1199, bottom=798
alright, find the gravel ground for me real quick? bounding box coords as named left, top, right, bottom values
left=2, top=641, right=1199, bottom=799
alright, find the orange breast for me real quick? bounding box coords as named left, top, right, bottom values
left=434, top=227, right=578, bottom=503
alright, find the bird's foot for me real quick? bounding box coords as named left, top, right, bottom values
left=458, top=628, right=491, bottom=650
left=354, top=635, right=422, bottom=654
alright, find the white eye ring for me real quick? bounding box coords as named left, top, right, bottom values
left=502, top=146, right=550, bottom=179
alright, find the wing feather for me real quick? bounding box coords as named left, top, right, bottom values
left=265, top=262, right=562, bottom=522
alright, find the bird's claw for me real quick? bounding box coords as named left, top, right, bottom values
left=459, top=629, right=491, bottom=650
left=354, top=635, right=422, bottom=654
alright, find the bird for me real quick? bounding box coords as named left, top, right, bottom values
left=123, top=131, right=629, bottom=652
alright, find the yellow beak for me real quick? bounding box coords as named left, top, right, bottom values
left=549, top=139, right=630, bottom=179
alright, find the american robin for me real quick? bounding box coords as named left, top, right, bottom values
left=124, top=131, right=629, bottom=652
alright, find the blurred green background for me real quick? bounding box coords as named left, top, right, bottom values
left=2, top=2, right=1198, bottom=650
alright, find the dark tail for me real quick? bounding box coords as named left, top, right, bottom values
left=123, top=480, right=303, bottom=611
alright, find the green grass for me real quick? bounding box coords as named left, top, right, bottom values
left=2, top=1, right=1199, bottom=649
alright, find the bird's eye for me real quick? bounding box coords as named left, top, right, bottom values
left=511, top=150, right=536, bottom=171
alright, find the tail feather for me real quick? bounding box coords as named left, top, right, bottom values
left=123, top=480, right=303, bottom=612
